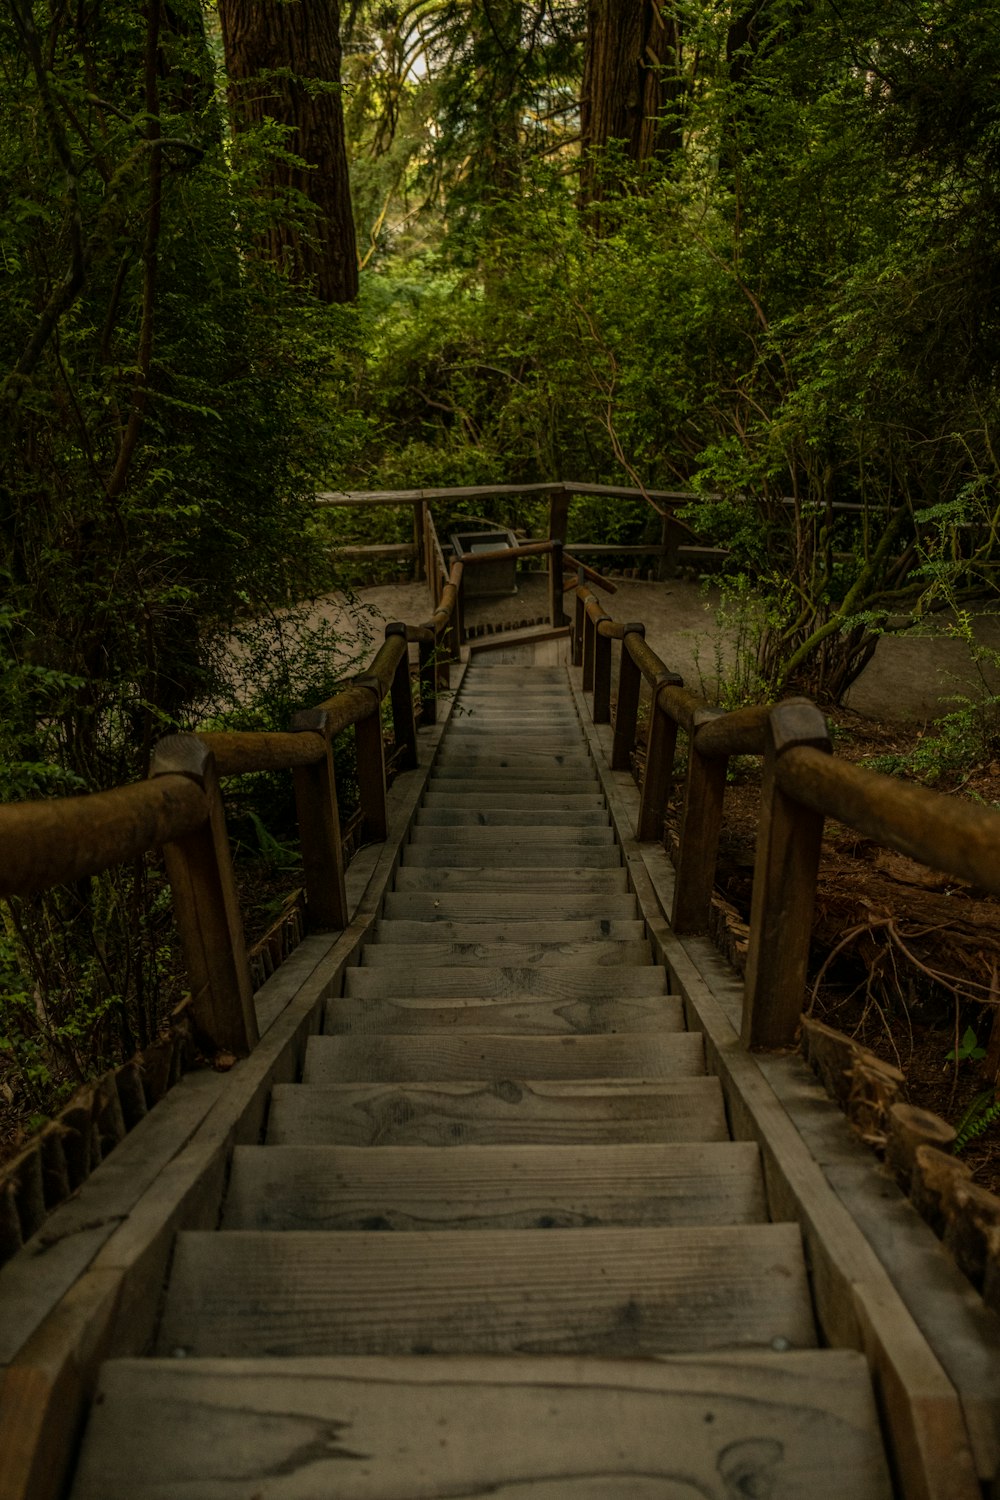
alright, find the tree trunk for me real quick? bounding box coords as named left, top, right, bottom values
left=217, top=0, right=358, bottom=302
left=579, top=0, right=682, bottom=211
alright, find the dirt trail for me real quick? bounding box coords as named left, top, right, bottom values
left=311, top=574, right=997, bottom=722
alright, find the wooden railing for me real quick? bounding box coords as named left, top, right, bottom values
left=572, top=580, right=1000, bottom=1050
left=0, top=584, right=463, bottom=1064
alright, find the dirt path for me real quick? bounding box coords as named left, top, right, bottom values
left=310, top=574, right=997, bottom=723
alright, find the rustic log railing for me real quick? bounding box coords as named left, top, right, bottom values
left=0, top=583, right=462, bottom=1066
left=571, top=580, right=1000, bottom=1051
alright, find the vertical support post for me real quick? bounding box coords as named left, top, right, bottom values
left=573, top=570, right=585, bottom=667
left=671, top=709, right=728, bottom=932
left=385, top=623, right=418, bottom=770
left=742, top=701, right=831, bottom=1050
left=418, top=633, right=437, bottom=726
left=415, top=500, right=427, bottom=581
left=611, top=625, right=644, bottom=771
left=453, top=569, right=465, bottom=654
left=582, top=610, right=596, bottom=693
left=548, top=484, right=570, bottom=545
left=637, top=674, right=683, bottom=841
left=150, top=736, right=258, bottom=1055
left=354, top=678, right=388, bottom=843
left=548, top=539, right=565, bottom=628
left=289, top=709, right=349, bottom=931
left=659, top=511, right=681, bottom=580
left=593, top=627, right=612, bottom=724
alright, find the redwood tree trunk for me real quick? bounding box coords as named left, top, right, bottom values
left=579, top=0, right=682, bottom=210
left=217, top=0, right=358, bottom=302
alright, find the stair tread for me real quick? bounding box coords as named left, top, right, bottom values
left=375, top=919, right=647, bottom=943
left=416, top=808, right=610, bottom=826
left=221, top=1141, right=768, bottom=1231
left=409, top=825, right=615, bottom=844
left=303, top=1031, right=705, bottom=1083
left=382, top=893, right=639, bottom=919
left=345, top=963, right=666, bottom=995
left=360, top=939, right=651, bottom=965
left=393, top=868, right=629, bottom=891
left=156, top=1224, right=817, bottom=1359
left=324, top=994, right=684, bottom=1036
left=402, top=846, right=623, bottom=867
left=72, top=1351, right=892, bottom=1500
left=267, top=1077, right=731, bottom=1146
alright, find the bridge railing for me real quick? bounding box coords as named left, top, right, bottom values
left=571, top=580, right=1000, bottom=1050
left=0, top=583, right=464, bottom=1064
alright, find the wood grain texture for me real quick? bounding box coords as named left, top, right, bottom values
left=343, top=964, right=667, bottom=999
left=360, top=939, right=652, bottom=966
left=421, top=792, right=607, bottom=808
left=324, top=993, right=684, bottom=1036
left=375, top=918, right=647, bottom=943
left=409, top=825, right=615, bottom=845
left=382, top=893, right=639, bottom=920
left=156, top=1224, right=817, bottom=1358
left=302, top=1031, right=705, bottom=1083
left=267, top=1077, right=731, bottom=1146
left=73, top=1351, right=892, bottom=1499
left=416, top=808, right=609, bottom=826
left=401, top=846, right=623, bottom=868
left=392, top=867, right=629, bottom=891
left=222, top=1141, right=767, bottom=1230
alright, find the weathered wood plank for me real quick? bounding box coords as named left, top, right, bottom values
left=375, top=918, right=646, bottom=943
left=156, top=1224, right=816, bottom=1358
left=342, top=965, right=668, bottom=999
left=222, top=1141, right=767, bottom=1231
left=302, top=1031, right=705, bottom=1083
left=416, top=808, right=609, bottom=826
left=360, top=939, right=651, bottom=966
left=267, top=1076, right=731, bottom=1147
left=392, top=867, right=629, bottom=891
left=408, top=825, right=615, bottom=846
left=382, top=892, right=639, bottom=920
left=420, top=792, right=606, bottom=809
left=401, top=846, right=623, bottom=868
left=324, top=993, right=684, bottom=1036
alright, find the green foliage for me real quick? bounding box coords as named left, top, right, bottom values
left=954, top=1090, right=1000, bottom=1153
left=946, top=1028, right=988, bottom=1065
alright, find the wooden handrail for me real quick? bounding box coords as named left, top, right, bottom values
left=569, top=579, right=1000, bottom=1053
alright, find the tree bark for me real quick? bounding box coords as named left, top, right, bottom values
left=579, top=0, right=682, bottom=211
left=217, top=0, right=358, bottom=302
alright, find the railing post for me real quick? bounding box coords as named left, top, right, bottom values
left=593, top=625, right=613, bottom=724
left=353, top=675, right=389, bottom=843
left=671, top=708, right=728, bottom=932
left=636, top=672, right=683, bottom=841
left=418, top=634, right=437, bottom=726
left=548, top=539, right=565, bottom=628
left=385, top=623, right=418, bottom=770
left=611, top=625, right=644, bottom=771
left=582, top=608, right=596, bottom=693
left=150, top=735, right=259, bottom=1056
left=289, top=708, right=349, bottom=931
left=573, top=569, right=585, bottom=666
left=415, top=500, right=427, bottom=581
left=453, top=569, right=465, bottom=654
left=742, top=701, right=831, bottom=1050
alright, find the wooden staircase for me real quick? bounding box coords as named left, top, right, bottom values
left=70, top=661, right=893, bottom=1497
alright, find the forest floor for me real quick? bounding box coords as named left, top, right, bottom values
left=315, top=571, right=1000, bottom=1190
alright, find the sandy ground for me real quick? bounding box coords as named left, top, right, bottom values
left=308, top=572, right=998, bottom=723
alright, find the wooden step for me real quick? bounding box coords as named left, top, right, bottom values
left=382, top=891, right=639, bottom=920
left=359, top=939, right=651, bottom=966
left=427, top=774, right=604, bottom=792
left=409, top=824, right=615, bottom=846
left=72, top=1351, right=893, bottom=1500
left=433, top=753, right=594, bottom=771
left=421, top=791, right=607, bottom=808
left=302, top=1031, right=705, bottom=1083
left=417, top=806, right=609, bottom=825
left=392, top=866, right=628, bottom=890
left=267, top=1077, right=732, bottom=1146
left=342, top=965, right=667, bottom=999
left=157, top=1223, right=816, bottom=1359
left=375, top=917, right=647, bottom=943
left=324, top=994, right=684, bottom=1036
left=401, top=845, right=623, bottom=868
left=221, top=1142, right=768, bottom=1231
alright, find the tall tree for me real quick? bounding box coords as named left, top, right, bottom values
left=579, top=0, right=683, bottom=210
left=218, top=0, right=359, bottom=302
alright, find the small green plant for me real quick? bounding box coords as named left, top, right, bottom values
left=945, top=1027, right=987, bottom=1064
left=953, top=1089, right=1000, bottom=1152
